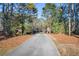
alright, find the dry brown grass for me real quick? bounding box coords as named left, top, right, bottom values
left=0, top=35, right=31, bottom=55
left=48, top=33, right=79, bottom=56
left=58, top=44, right=79, bottom=56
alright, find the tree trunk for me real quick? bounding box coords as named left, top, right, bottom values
left=2, top=4, right=5, bottom=34
left=72, top=4, right=75, bottom=32
left=68, top=4, right=71, bottom=36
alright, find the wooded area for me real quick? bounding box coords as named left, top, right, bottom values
left=43, top=3, right=79, bottom=35
left=0, top=3, right=37, bottom=37
left=0, top=3, right=79, bottom=39
left=0, top=3, right=79, bottom=56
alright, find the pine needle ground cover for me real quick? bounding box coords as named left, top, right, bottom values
left=48, top=34, right=79, bottom=56
left=0, top=35, right=31, bottom=55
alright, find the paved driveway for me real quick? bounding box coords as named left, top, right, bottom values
left=5, top=33, right=60, bottom=56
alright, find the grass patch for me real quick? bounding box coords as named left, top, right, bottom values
left=58, top=44, right=79, bottom=56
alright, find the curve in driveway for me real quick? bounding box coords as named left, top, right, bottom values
left=5, top=33, right=60, bottom=56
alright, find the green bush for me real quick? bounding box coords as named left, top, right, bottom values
left=24, top=23, right=32, bottom=34
left=52, top=20, right=65, bottom=33
left=10, top=22, right=22, bottom=36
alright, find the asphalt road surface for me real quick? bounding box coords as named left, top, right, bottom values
left=5, top=33, right=60, bottom=56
